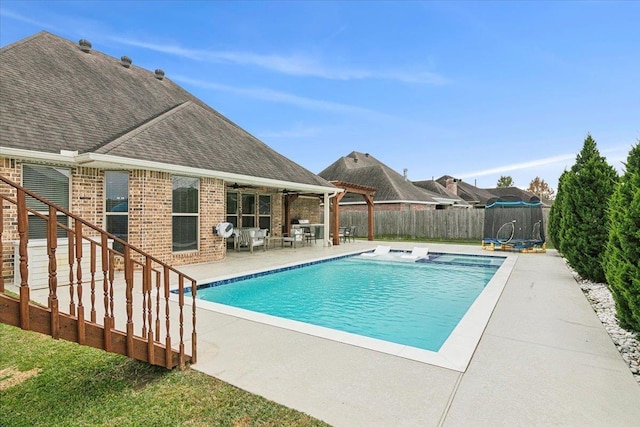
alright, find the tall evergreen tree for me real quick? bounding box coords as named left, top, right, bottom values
left=559, top=134, right=618, bottom=283
left=548, top=171, right=568, bottom=250
left=603, top=143, right=640, bottom=331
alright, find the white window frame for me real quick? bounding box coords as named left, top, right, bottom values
left=172, top=176, right=200, bottom=252
left=22, top=164, right=71, bottom=240
left=104, top=171, right=129, bottom=251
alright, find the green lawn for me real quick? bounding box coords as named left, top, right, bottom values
left=0, top=323, right=328, bottom=427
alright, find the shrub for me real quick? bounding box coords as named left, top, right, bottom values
left=558, top=134, right=618, bottom=283
left=548, top=171, right=568, bottom=251
left=603, top=143, right=640, bottom=331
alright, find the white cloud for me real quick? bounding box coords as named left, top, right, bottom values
left=0, top=9, right=54, bottom=29
left=110, top=36, right=449, bottom=84
left=173, top=75, right=394, bottom=120
left=455, top=153, right=577, bottom=179
left=259, top=125, right=323, bottom=139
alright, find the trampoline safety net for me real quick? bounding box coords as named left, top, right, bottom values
left=483, top=195, right=545, bottom=244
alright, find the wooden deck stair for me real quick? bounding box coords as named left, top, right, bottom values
left=0, top=175, right=197, bottom=369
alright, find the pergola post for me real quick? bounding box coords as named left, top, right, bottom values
left=366, top=194, right=375, bottom=241
left=328, top=181, right=377, bottom=245
left=332, top=195, right=340, bottom=246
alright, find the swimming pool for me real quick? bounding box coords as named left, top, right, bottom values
left=188, top=251, right=515, bottom=371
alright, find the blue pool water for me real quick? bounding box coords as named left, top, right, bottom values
left=192, top=254, right=503, bottom=351
left=194, top=253, right=504, bottom=352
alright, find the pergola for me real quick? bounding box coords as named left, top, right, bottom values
left=329, top=180, right=377, bottom=245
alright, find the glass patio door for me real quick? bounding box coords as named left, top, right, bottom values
left=241, top=193, right=256, bottom=227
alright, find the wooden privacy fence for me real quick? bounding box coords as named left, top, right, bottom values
left=341, top=208, right=550, bottom=241
left=0, top=175, right=196, bottom=369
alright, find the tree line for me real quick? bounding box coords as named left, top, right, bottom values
left=547, top=134, right=639, bottom=333
left=496, top=175, right=555, bottom=200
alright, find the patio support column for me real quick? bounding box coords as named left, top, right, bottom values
left=332, top=195, right=340, bottom=246
left=323, top=193, right=331, bottom=247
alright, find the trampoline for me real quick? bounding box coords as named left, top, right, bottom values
left=481, top=195, right=546, bottom=253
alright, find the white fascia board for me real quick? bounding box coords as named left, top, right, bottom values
left=0, top=147, right=78, bottom=165
left=0, top=148, right=341, bottom=194
left=434, top=197, right=469, bottom=205
left=75, top=153, right=341, bottom=194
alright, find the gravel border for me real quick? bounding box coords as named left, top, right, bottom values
left=566, top=261, right=640, bottom=385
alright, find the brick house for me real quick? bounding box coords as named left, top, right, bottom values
left=1, top=31, right=338, bottom=277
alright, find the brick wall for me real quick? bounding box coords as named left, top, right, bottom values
left=291, top=196, right=321, bottom=223
left=128, top=170, right=226, bottom=267
left=72, top=167, right=103, bottom=236
left=271, top=191, right=284, bottom=236
left=2, top=159, right=228, bottom=283
left=1, top=157, right=20, bottom=283
left=128, top=170, right=172, bottom=262
left=194, top=177, right=225, bottom=264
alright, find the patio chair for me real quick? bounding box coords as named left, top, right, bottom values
left=234, top=227, right=267, bottom=253
left=344, top=225, right=356, bottom=243
left=249, top=229, right=268, bottom=253
left=337, top=226, right=347, bottom=243
left=400, top=246, right=429, bottom=261
left=297, top=219, right=316, bottom=245
left=303, top=226, right=317, bottom=245
left=282, top=228, right=305, bottom=248
left=360, top=245, right=391, bottom=257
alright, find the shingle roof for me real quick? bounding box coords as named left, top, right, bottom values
left=486, top=187, right=552, bottom=207
left=411, top=179, right=468, bottom=205
left=319, top=151, right=441, bottom=204
left=436, top=175, right=497, bottom=205
left=434, top=176, right=552, bottom=207
left=0, top=31, right=331, bottom=188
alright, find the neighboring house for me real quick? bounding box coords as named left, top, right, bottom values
left=0, top=31, right=338, bottom=273
left=319, top=151, right=462, bottom=211
left=411, top=179, right=469, bottom=208
left=435, top=175, right=552, bottom=208
left=487, top=187, right=553, bottom=207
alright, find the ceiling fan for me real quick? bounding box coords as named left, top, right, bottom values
left=228, top=182, right=255, bottom=190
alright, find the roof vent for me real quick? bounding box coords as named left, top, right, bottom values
left=365, top=153, right=370, bottom=157
left=78, top=39, right=92, bottom=53
left=154, top=69, right=165, bottom=80
left=120, top=55, right=132, bottom=68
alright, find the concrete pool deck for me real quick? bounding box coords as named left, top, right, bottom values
left=177, top=241, right=640, bottom=426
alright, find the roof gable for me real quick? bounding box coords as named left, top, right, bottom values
left=320, top=151, right=441, bottom=203
left=0, top=31, right=331, bottom=188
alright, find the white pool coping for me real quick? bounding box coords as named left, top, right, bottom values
left=177, top=251, right=516, bottom=372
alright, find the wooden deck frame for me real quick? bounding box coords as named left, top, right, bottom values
left=0, top=175, right=197, bottom=369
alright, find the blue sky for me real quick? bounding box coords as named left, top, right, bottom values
left=1, top=1, right=638, bottom=191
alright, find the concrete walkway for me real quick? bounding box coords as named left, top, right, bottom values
left=176, top=241, right=640, bottom=426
